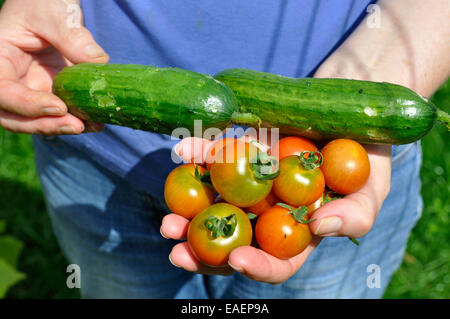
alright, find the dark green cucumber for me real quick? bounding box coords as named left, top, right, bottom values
left=215, top=68, right=447, bottom=144
left=53, top=63, right=238, bottom=135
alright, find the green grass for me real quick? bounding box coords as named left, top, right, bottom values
left=0, top=132, right=79, bottom=298
left=0, top=81, right=449, bottom=298
left=383, top=81, right=450, bottom=298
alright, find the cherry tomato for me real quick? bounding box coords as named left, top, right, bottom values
left=255, top=204, right=312, bottom=259
left=204, top=137, right=237, bottom=170
left=271, top=136, right=318, bottom=160
left=320, top=139, right=370, bottom=194
left=187, top=203, right=253, bottom=267
left=273, top=152, right=325, bottom=206
left=210, top=140, right=278, bottom=207
left=306, top=193, right=324, bottom=215
left=305, top=189, right=343, bottom=216
left=164, top=164, right=216, bottom=219
left=246, top=191, right=280, bottom=216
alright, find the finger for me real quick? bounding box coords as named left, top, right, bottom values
left=160, top=213, right=190, bottom=240
left=174, top=137, right=214, bottom=164
left=0, top=109, right=85, bottom=135
left=175, top=134, right=271, bottom=165
left=169, top=242, right=234, bottom=276
left=310, top=145, right=392, bottom=238
left=37, top=3, right=109, bottom=64
left=0, top=79, right=67, bottom=117
left=228, top=237, right=321, bottom=284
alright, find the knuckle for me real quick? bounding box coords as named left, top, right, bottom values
left=0, top=120, right=19, bottom=133
left=61, top=26, right=89, bottom=44
left=22, top=91, right=40, bottom=115
left=357, top=214, right=375, bottom=236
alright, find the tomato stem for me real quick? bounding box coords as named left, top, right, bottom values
left=204, top=214, right=237, bottom=239
left=195, top=165, right=214, bottom=189
left=276, top=203, right=316, bottom=224
left=298, top=151, right=323, bottom=170
left=323, top=190, right=343, bottom=204
left=437, top=109, right=450, bottom=130
left=231, top=112, right=262, bottom=128
left=251, top=151, right=280, bottom=180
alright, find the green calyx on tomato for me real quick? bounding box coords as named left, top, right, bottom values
left=250, top=151, right=280, bottom=181
left=210, top=141, right=275, bottom=208
left=204, top=214, right=237, bottom=239
left=317, top=190, right=361, bottom=246
left=298, top=151, right=323, bottom=170
left=276, top=203, right=316, bottom=224
left=194, top=165, right=214, bottom=189
left=323, top=189, right=343, bottom=204
left=188, top=203, right=253, bottom=267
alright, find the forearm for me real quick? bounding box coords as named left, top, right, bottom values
left=315, top=0, right=450, bottom=98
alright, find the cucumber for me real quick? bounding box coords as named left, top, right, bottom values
left=53, top=63, right=238, bottom=135
left=215, top=68, right=448, bottom=145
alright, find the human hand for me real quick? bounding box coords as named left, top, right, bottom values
left=161, top=135, right=391, bottom=284
left=0, top=0, right=108, bottom=135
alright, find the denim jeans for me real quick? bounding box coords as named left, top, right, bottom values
left=32, top=135, right=423, bottom=298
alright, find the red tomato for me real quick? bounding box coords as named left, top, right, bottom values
left=164, top=164, right=216, bottom=219
left=271, top=136, right=318, bottom=160
left=246, top=191, right=280, bottom=216
left=187, top=203, right=253, bottom=267
left=320, top=139, right=370, bottom=194
left=255, top=204, right=312, bottom=259
left=273, top=153, right=325, bottom=206
left=210, top=140, right=277, bottom=207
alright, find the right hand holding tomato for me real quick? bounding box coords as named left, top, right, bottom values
left=161, top=134, right=391, bottom=284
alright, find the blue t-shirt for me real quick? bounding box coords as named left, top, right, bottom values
left=61, top=0, right=375, bottom=198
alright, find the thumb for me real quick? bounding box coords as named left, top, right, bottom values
left=51, top=27, right=109, bottom=65
left=40, top=4, right=109, bottom=64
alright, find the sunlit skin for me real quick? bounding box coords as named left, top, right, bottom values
left=320, top=139, right=370, bottom=195
left=187, top=203, right=253, bottom=267
left=271, top=136, right=318, bottom=160
left=164, top=164, right=216, bottom=219
left=273, top=155, right=325, bottom=207
left=255, top=205, right=313, bottom=259
left=210, top=141, right=273, bottom=207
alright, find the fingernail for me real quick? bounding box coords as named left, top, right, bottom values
left=160, top=227, right=168, bottom=239
left=84, top=44, right=107, bottom=59
left=58, top=125, right=77, bottom=135
left=314, top=216, right=343, bottom=235
left=42, top=107, right=64, bottom=116
left=168, top=254, right=181, bottom=268
left=228, top=262, right=243, bottom=273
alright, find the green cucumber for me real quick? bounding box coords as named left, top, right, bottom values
left=53, top=63, right=238, bottom=135
left=215, top=68, right=448, bottom=144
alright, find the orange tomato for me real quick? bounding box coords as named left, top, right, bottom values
left=188, top=203, right=253, bottom=267
left=271, top=136, right=318, bottom=160
left=211, top=140, right=275, bottom=207
left=320, top=139, right=370, bottom=195
left=273, top=155, right=325, bottom=206
left=255, top=204, right=312, bottom=259
left=246, top=191, right=280, bottom=216
left=164, top=164, right=216, bottom=219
